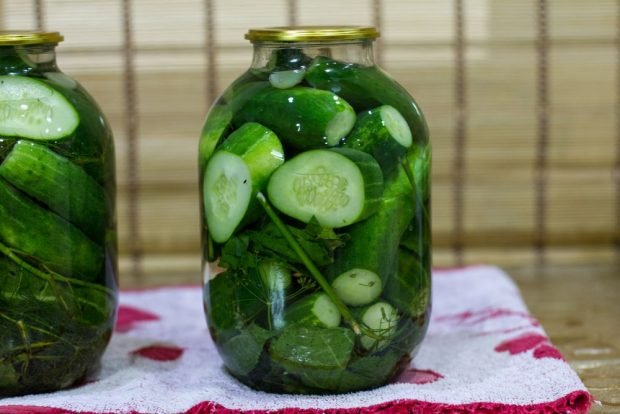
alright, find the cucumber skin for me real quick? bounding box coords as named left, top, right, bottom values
left=0, top=140, right=107, bottom=241
left=343, top=107, right=408, bottom=175
left=199, top=104, right=233, bottom=170
left=0, top=179, right=103, bottom=280
left=234, top=87, right=355, bottom=150
left=305, top=56, right=428, bottom=146
left=328, top=165, right=414, bottom=284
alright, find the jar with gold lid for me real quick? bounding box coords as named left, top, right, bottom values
left=200, top=26, right=431, bottom=394
left=0, top=31, right=117, bottom=396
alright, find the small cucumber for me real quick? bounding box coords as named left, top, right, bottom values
left=269, top=69, right=306, bottom=89
left=284, top=292, right=341, bottom=328
left=0, top=76, right=79, bottom=140
left=305, top=56, right=428, bottom=145
left=198, top=104, right=233, bottom=170
left=0, top=140, right=107, bottom=240
left=266, top=148, right=384, bottom=228
left=0, top=179, right=103, bottom=280
left=332, top=268, right=383, bottom=307
left=203, top=122, right=284, bottom=243
left=359, top=301, right=399, bottom=350
left=329, top=165, right=414, bottom=282
left=235, top=86, right=356, bottom=149
left=344, top=105, right=412, bottom=173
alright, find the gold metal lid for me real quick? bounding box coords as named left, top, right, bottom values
left=245, top=26, right=380, bottom=42
left=0, top=31, right=63, bottom=46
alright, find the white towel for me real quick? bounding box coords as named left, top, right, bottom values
left=0, top=265, right=592, bottom=414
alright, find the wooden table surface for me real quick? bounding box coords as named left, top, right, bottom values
left=507, top=264, right=620, bottom=413
left=127, top=262, right=620, bottom=412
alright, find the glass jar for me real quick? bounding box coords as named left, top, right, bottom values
left=0, top=32, right=117, bottom=396
left=200, top=26, right=430, bottom=394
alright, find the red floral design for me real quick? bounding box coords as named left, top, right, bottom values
left=395, top=368, right=444, bottom=385
left=495, top=332, right=565, bottom=361
left=115, top=305, right=160, bottom=333
left=132, top=344, right=185, bottom=361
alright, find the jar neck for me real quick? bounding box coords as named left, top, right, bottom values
left=0, top=44, right=59, bottom=73
left=250, top=40, right=375, bottom=69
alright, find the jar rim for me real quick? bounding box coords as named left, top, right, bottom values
left=0, top=31, right=63, bottom=46
left=245, top=26, right=380, bottom=42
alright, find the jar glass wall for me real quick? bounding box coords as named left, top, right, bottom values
left=0, top=32, right=117, bottom=396
left=200, top=26, right=430, bottom=394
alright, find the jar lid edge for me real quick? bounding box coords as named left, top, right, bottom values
left=0, top=31, right=63, bottom=46
left=245, top=26, right=380, bottom=42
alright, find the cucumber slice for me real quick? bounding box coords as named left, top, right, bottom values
left=285, top=292, right=341, bottom=328
left=269, top=69, right=305, bottom=89
left=203, top=122, right=284, bottom=243
left=235, top=87, right=356, bottom=149
left=0, top=179, right=103, bottom=280
left=0, top=140, right=107, bottom=240
left=344, top=105, right=412, bottom=173
left=0, top=76, right=79, bottom=140
left=267, top=148, right=383, bottom=228
left=359, top=301, right=399, bottom=350
left=332, top=268, right=383, bottom=307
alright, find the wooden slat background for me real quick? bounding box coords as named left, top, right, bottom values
left=0, top=0, right=617, bottom=284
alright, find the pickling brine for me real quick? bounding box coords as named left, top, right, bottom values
left=199, top=26, right=431, bottom=394
left=0, top=32, right=117, bottom=396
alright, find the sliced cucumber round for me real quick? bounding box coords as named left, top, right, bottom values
left=359, top=301, right=399, bottom=350
left=284, top=292, right=341, bottom=328
left=203, top=151, right=252, bottom=243
left=0, top=76, right=79, bottom=140
left=266, top=148, right=383, bottom=228
left=332, top=268, right=383, bottom=306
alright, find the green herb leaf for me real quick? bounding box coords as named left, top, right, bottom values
left=269, top=326, right=355, bottom=370
left=220, top=324, right=272, bottom=377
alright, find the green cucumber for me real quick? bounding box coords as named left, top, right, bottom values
left=359, top=301, right=399, bottom=350
left=344, top=105, right=412, bottom=174
left=384, top=249, right=430, bottom=318
left=269, top=69, right=306, bottom=89
left=267, top=48, right=312, bottom=72
left=305, top=56, right=428, bottom=145
left=332, top=268, right=383, bottom=307
left=284, top=292, right=341, bottom=328
left=0, top=140, right=107, bottom=240
left=267, top=148, right=383, bottom=228
left=235, top=87, right=356, bottom=149
left=203, top=122, right=284, bottom=243
left=329, top=165, right=414, bottom=282
left=0, top=76, right=79, bottom=140
left=198, top=104, right=233, bottom=170
left=0, top=179, right=103, bottom=279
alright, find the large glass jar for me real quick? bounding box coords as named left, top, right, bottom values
left=0, top=32, right=117, bottom=396
left=200, top=26, right=430, bottom=394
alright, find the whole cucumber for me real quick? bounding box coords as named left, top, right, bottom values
left=0, top=179, right=103, bottom=280
left=235, top=86, right=356, bottom=150
left=328, top=165, right=414, bottom=283
left=343, top=105, right=412, bottom=175
left=0, top=140, right=107, bottom=241
left=305, top=56, right=428, bottom=146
